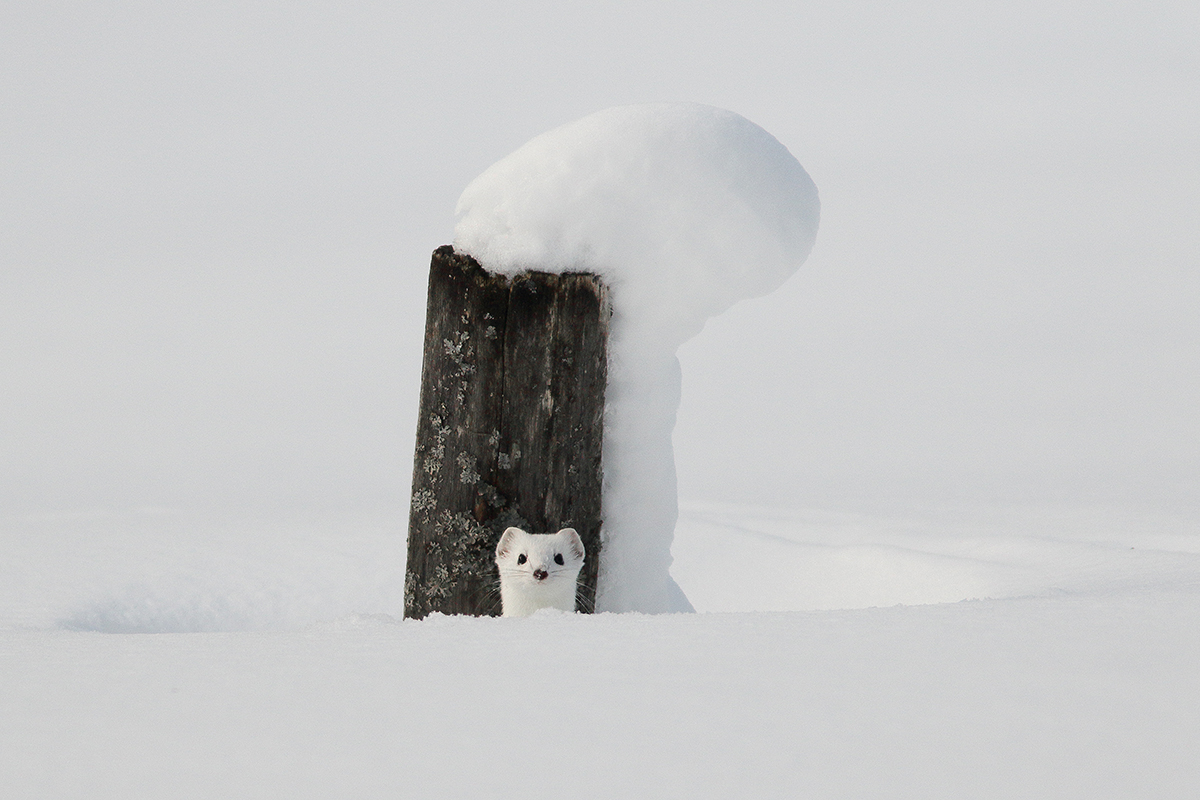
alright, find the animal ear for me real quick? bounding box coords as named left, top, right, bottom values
left=558, top=528, right=585, bottom=561
left=496, top=527, right=525, bottom=560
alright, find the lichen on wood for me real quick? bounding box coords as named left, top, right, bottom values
left=404, top=247, right=608, bottom=618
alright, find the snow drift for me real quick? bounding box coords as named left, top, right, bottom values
left=454, top=103, right=820, bottom=612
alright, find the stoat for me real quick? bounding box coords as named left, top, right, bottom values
left=494, top=526, right=585, bottom=617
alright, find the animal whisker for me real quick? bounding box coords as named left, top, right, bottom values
left=494, top=527, right=587, bottom=617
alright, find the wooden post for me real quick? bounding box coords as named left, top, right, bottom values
left=404, top=246, right=608, bottom=619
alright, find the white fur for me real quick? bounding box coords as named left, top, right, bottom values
left=494, top=527, right=585, bottom=617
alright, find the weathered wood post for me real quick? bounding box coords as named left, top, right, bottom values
left=404, top=246, right=609, bottom=618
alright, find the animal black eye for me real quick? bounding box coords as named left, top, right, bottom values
left=554, top=553, right=564, bottom=565
left=517, top=554, right=526, bottom=565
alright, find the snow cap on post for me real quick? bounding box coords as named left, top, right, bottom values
left=453, top=103, right=820, bottom=613
left=455, top=103, right=820, bottom=350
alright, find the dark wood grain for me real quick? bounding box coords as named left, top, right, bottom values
left=404, top=246, right=608, bottom=618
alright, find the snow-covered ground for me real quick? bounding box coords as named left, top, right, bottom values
left=4, top=590, right=1199, bottom=799
left=4, top=1, right=1199, bottom=796
left=674, top=501, right=1200, bottom=612
left=3, top=503, right=1198, bottom=797
left=6, top=502, right=1196, bottom=632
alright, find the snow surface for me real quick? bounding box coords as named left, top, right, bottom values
left=455, top=104, right=820, bottom=613
left=2, top=503, right=1199, bottom=798
left=4, top=3, right=1198, bottom=797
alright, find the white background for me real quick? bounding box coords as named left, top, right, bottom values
left=4, top=1, right=1196, bottom=520
left=3, top=4, right=1199, bottom=797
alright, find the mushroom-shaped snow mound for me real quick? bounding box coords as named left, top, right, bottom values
left=453, top=103, right=820, bottom=613
left=455, top=103, right=820, bottom=349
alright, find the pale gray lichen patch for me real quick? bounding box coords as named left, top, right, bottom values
left=442, top=330, right=476, bottom=378
left=496, top=443, right=522, bottom=470
left=422, top=414, right=452, bottom=477
left=456, top=451, right=480, bottom=485
left=411, top=488, right=436, bottom=517
left=430, top=563, right=451, bottom=598
left=441, top=329, right=479, bottom=407
left=424, top=509, right=497, bottom=601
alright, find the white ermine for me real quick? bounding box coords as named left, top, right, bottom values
left=494, top=526, right=585, bottom=617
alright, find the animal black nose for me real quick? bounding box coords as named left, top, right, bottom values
left=533, top=569, right=548, bottom=581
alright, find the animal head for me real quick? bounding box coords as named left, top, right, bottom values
left=494, top=526, right=585, bottom=586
